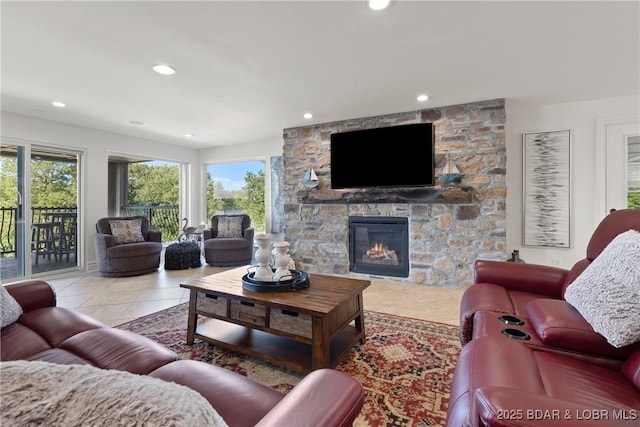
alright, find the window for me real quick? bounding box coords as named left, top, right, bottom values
left=108, top=158, right=180, bottom=242
left=206, top=161, right=265, bottom=232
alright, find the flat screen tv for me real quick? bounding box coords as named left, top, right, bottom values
left=330, top=123, right=435, bottom=189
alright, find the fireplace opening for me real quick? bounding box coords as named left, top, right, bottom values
left=349, top=216, right=409, bottom=278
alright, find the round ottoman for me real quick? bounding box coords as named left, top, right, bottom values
left=165, top=242, right=202, bottom=270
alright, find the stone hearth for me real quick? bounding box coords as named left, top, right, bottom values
left=281, top=98, right=507, bottom=289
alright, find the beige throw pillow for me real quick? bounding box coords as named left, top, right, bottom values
left=1, top=286, right=23, bottom=328
left=109, top=219, right=145, bottom=245
left=217, top=216, right=243, bottom=238
left=564, top=229, right=640, bottom=348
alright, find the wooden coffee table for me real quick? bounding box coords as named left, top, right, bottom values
left=180, top=267, right=371, bottom=373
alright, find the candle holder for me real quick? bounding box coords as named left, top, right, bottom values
left=272, top=241, right=292, bottom=281
left=253, top=234, right=273, bottom=281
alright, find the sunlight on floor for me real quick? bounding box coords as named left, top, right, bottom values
left=46, top=265, right=464, bottom=327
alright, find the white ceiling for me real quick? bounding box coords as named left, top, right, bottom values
left=2, top=1, right=639, bottom=149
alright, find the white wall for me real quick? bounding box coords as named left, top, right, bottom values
left=505, top=95, right=640, bottom=268
left=1, top=112, right=201, bottom=270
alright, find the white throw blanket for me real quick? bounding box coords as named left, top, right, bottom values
left=0, top=361, right=228, bottom=427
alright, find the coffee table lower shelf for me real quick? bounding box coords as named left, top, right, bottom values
left=194, top=319, right=361, bottom=373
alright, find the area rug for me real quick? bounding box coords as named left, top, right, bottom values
left=117, top=304, right=460, bottom=427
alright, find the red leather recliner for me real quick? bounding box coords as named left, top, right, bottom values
left=459, top=208, right=640, bottom=348
left=447, top=209, right=640, bottom=426
left=447, top=336, right=640, bottom=427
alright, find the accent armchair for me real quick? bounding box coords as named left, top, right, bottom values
left=203, top=214, right=254, bottom=266
left=95, top=216, right=163, bottom=277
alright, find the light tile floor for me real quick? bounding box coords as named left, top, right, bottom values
left=46, top=264, right=465, bottom=327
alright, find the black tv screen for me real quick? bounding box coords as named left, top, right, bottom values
left=330, top=123, right=435, bottom=189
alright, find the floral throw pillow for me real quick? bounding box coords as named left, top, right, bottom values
left=1, top=286, right=23, bottom=328
left=109, top=219, right=145, bottom=245
left=217, top=216, right=243, bottom=238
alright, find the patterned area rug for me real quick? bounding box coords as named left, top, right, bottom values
left=117, top=304, right=460, bottom=427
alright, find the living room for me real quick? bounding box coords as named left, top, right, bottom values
left=2, top=2, right=638, bottom=282
left=1, top=1, right=639, bottom=426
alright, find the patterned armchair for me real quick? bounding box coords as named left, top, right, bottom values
left=95, top=216, right=163, bottom=277
left=203, top=214, right=254, bottom=266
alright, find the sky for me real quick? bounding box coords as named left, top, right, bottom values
left=146, top=159, right=265, bottom=191
left=207, top=160, right=265, bottom=191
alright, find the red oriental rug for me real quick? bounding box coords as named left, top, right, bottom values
left=117, top=304, right=460, bottom=427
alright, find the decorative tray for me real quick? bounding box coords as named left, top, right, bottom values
left=241, top=269, right=310, bottom=292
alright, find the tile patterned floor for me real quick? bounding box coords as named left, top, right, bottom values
left=45, top=264, right=464, bottom=327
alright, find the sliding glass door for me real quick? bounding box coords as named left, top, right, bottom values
left=0, top=141, right=81, bottom=281
left=0, top=144, right=26, bottom=280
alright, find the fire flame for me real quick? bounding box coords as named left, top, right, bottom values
left=367, top=242, right=392, bottom=257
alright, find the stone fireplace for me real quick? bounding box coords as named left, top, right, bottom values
left=349, top=216, right=409, bottom=278
left=280, top=98, right=507, bottom=289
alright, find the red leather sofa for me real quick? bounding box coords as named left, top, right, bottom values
left=446, top=209, right=640, bottom=426
left=1, top=280, right=364, bottom=427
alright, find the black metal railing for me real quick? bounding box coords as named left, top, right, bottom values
left=0, top=207, right=17, bottom=256
left=0, top=206, right=77, bottom=257
left=0, top=205, right=182, bottom=257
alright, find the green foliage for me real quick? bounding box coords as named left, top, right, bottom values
left=128, top=163, right=179, bottom=206
left=207, top=178, right=226, bottom=215
left=206, top=165, right=265, bottom=232
left=0, top=157, right=17, bottom=206
left=239, top=170, right=265, bottom=232
left=31, top=160, right=77, bottom=206
left=628, top=191, right=640, bottom=209
left=0, top=157, right=77, bottom=207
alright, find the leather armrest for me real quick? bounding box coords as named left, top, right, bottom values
left=6, top=280, right=56, bottom=312
left=525, top=299, right=640, bottom=360
left=255, top=369, right=364, bottom=427
left=474, top=260, right=568, bottom=298
left=475, top=387, right=635, bottom=427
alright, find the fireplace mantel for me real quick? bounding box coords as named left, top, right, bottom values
left=297, top=185, right=473, bottom=204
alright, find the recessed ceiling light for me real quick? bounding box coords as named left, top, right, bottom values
left=303, top=113, right=314, bottom=119
left=417, top=94, right=429, bottom=102
left=369, top=0, right=391, bottom=11
left=152, top=64, right=176, bottom=75
left=129, top=120, right=145, bottom=125
left=184, top=133, right=194, bottom=138
left=52, top=101, right=66, bottom=108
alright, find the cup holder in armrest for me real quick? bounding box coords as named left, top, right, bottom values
left=501, top=328, right=531, bottom=340
left=498, top=315, right=525, bottom=326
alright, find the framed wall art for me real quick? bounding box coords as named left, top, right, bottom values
left=522, top=129, right=571, bottom=248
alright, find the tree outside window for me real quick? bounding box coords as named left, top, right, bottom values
left=206, top=161, right=265, bottom=233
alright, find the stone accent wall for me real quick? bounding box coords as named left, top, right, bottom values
left=281, top=98, right=506, bottom=289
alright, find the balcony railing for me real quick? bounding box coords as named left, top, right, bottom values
left=0, top=206, right=181, bottom=257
